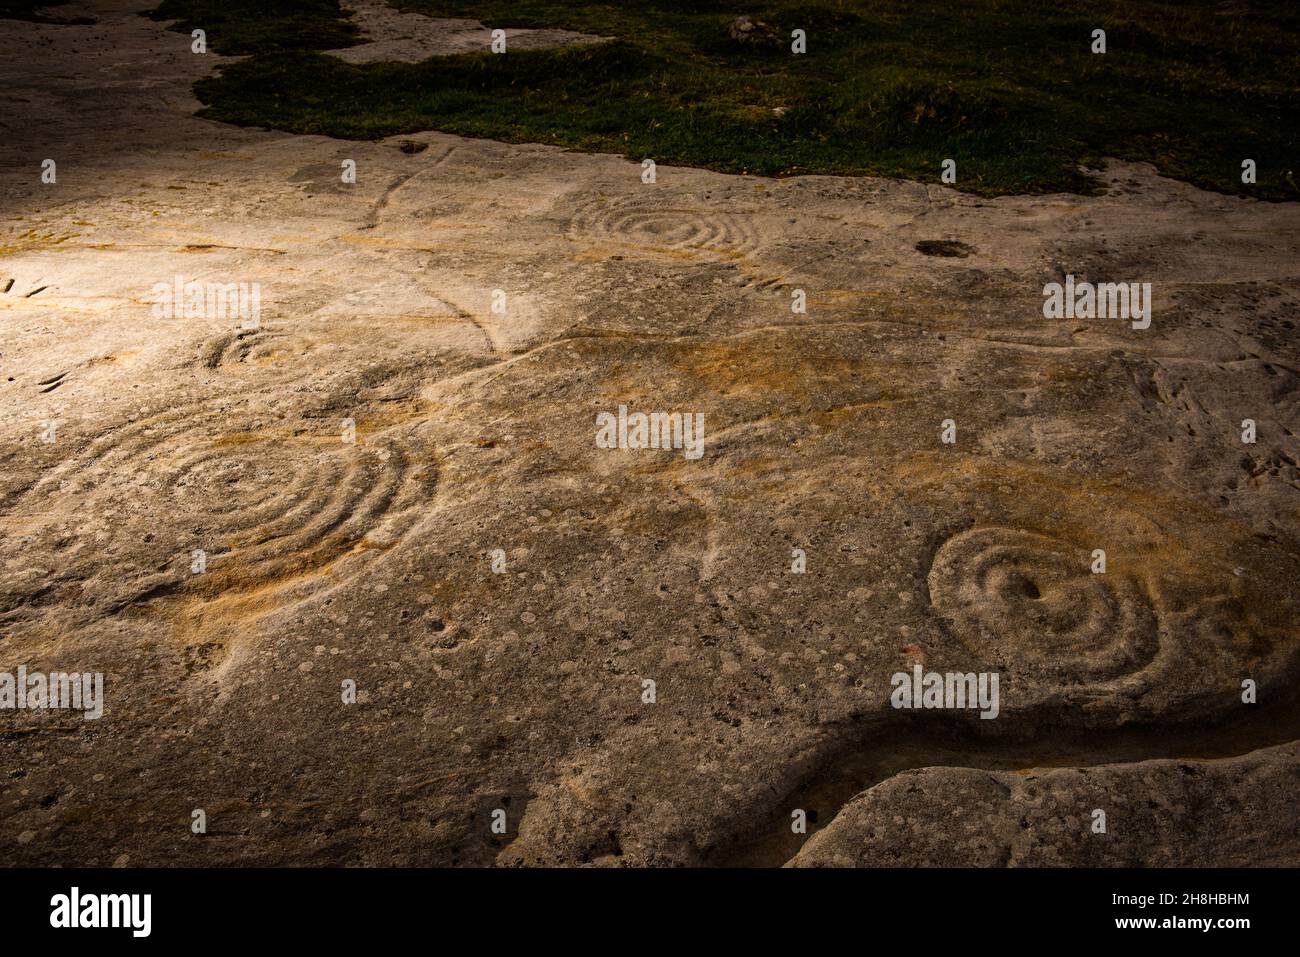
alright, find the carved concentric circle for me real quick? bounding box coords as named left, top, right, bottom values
left=195, top=328, right=319, bottom=372
left=568, top=195, right=761, bottom=258
left=21, top=397, right=434, bottom=595
left=928, top=527, right=1160, bottom=685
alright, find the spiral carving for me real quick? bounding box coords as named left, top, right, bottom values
left=927, top=527, right=1160, bottom=686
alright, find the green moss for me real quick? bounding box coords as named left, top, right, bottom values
left=160, top=0, right=1298, bottom=198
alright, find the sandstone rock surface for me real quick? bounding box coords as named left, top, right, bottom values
left=1, top=1, right=1297, bottom=867
left=790, top=743, right=1300, bottom=867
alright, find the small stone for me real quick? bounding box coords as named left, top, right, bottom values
left=726, top=16, right=781, bottom=50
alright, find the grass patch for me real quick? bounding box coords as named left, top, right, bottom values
left=162, top=0, right=1297, bottom=198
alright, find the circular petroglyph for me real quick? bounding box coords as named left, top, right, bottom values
left=568, top=195, right=761, bottom=258
left=928, top=527, right=1160, bottom=685
left=196, top=329, right=316, bottom=371
left=23, top=397, right=435, bottom=596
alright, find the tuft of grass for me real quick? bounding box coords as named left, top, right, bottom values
left=161, top=0, right=1298, bottom=198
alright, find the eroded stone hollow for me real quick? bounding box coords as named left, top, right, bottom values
left=0, top=2, right=1297, bottom=868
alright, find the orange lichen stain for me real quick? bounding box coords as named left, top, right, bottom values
left=337, top=235, right=463, bottom=252
left=808, top=398, right=911, bottom=427
left=665, top=338, right=867, bottom=398
left=0, top=230, right=78, bottom=255
left=730, top=454, right=784, bottom=477
left=518, top=439, right=553, bottom=456
left=560, top=327, right=684, bottom=345
left=1027, top=359, right=1106, bottom=386
left=892, top=453, right=1238, bottom=537
left=811, top=288, right=890, bottom=307
left=86, top=351, right=137, bottom=366
left=353, top=397, right=436, bottom=434
left=209, top=799, right=253, bottom=815
left=210, top=432, right=265, bottom=448
left=171, top=537, right=394, bottom=669
left=267, top=233, right=333, bottom=245
left=419, top=220, right=492, bottom=232
left=365, top=313, right=471, bottom=327
left=561, top=773, right=599, bottom=806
